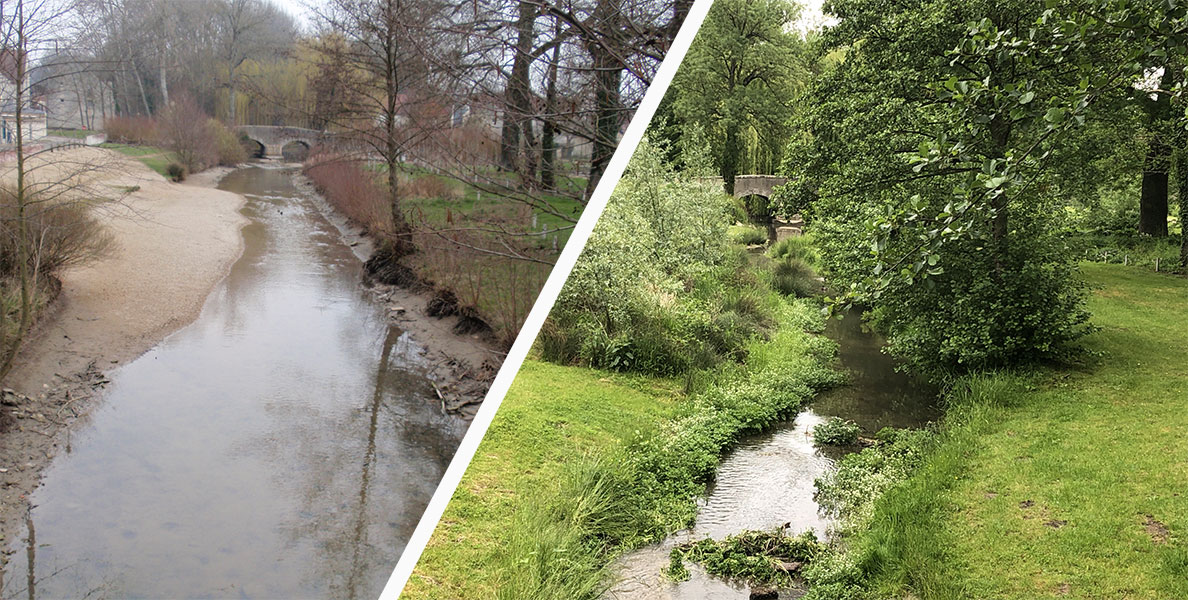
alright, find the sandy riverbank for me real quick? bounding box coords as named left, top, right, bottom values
left=0, top=148, right=248, bottom=551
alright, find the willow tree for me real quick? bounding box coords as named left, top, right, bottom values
left=668, top=0, right=802, bottom=194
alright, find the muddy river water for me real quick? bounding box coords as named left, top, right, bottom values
left=607, top=311, right=939, bottom=599
left=0, top=166, right=464, bottom=599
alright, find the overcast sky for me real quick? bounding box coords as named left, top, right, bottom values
left=270, top=0, right=834, bottom=35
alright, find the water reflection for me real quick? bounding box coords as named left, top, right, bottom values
left=0, top=166, right=464, bottom=599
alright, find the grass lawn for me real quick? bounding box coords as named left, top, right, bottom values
left=860, top=263, right=1188, bottom=599
left=403, top=360, right=684, bottom=599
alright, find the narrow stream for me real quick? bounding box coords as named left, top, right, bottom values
left=607, top=310, right=938, bottom=600
left=0, top=165, right=464, bottom=599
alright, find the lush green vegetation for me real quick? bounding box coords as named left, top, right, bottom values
left=667, top=529, right=825, bottom=584
left=791, top=264, right=1188, bottom=600
left=405, top=141, right=844, bottom=599
left=812, top=416, right=861, bottom=446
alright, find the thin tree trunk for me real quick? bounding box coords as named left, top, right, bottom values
left=1176, top=149, right=1188, bottom=276
left=541, top=24, right=560, bottom=191
left=159, top=61, right=169, bottom=107
left=584, top=0, right=622, bottom=201
left=1140, top=138, right=1170, bottom=237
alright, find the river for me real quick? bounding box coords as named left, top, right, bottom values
left=606, top=309, right=939, bottom=599
left=0, top=165, right=464, bottom=599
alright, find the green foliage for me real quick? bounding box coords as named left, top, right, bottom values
left=812, top=417, right=861, bottom=446
left=166, top=162, right=187, bottom=182
left=729, top=224, right=767, bottom=245
left=678, top=121, right=717, bottom=177
left=666, top=0, right=806, bottom=185
left=542, top=138, right=777, bottom=375
left=668, top=529, right=825, bottom=584
left=771, top=256, right=820, bottom=298
left=814, top=427, right=936, bottom=529
left=781, top=0, right=1101, bottom=375
left=769, top=235, right=820, bottom=267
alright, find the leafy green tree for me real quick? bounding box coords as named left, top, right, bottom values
left=779, top=0, right=1122, bottom=373
left=671, top=0, right=803, bottom=194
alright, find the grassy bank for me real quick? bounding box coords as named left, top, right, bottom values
left=403, top=361, right=685, bottom=598
left=835, top=263, right=1188, bottom=599
left=404, top=298, right=841, bottom=599
left=100, top=143, right=179, bottom=178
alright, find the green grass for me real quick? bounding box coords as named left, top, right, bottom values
left=853, top=263, right=1188, bottom=599
left=404, top=361, right=684, bottom=599
left=406, top=297, right=842, bottom=600
left=100, top=143, right=178, bottom=178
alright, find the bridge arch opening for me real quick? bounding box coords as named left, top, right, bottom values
left=281, top=140, right=310, bottom=162
left=739, top=193, right=773, bottom=225
left=240, top=136, right=265, bottom=159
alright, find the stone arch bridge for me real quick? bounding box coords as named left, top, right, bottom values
left=235, top=126, right=325, bottom=159
left=697, top=174, right=788, bottom=200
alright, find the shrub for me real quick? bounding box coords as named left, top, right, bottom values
left=165, top=162, right=186, bottom=182
left=772, top=256, right=820, bottom=297
left=813, top=417, right=861, bottom=446
left=730, top=224, right=767, bottom=245
left=0, top=187, right=115, bottom=279
left=157, top=96, right=217, bottom=173
left=769, top=235, right=820, bottom=267
left=814, top=428, right=935, bottom=527
left=303, top=155, right=391, bottom=234
left=404, top=173, right=461, bottom=200
left=104, top=115, right=157, bottom=144
left=208, top=119, right=247, bottom=166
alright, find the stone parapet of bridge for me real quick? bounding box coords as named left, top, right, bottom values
left=235, top=125, right=325, bottom=159
left=693, top=174, right=788, bottom=199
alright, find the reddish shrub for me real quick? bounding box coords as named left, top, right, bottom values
left=157, top=96, right=217, bottom=172
left=303, top=154, right=392, bottom=234
left=104, top=116, right=157, bottom=144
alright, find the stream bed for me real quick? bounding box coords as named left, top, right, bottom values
left=0, top=165, right=463, bottom=599
left=606, top=311, right=939, bottom=599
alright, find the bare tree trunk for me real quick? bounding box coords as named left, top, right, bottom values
left=159, top=61, right=169, bottom=107
left=501, top=0, right=536, bottom=180
left=583, top=0, right=623, bottom=201
left=540, top=22, right=561, bottom=191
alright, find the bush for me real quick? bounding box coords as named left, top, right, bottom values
left=730, top=224, right=767, bottom=245
left=104, top=116, right=157, bottom=144
left=813, top=417, right=861, bottom=446
left=157, top=96, right=217, bottom=173
left=165, top=162, right=186, bottom=182
left=769, top=235, right=820, bottom=267
left=303, top=155, right=391, bottom=234
left=208, top=119, right=247, bottom=166
left=540, top=137, right=750, bottom=376
left=0, top=188, right=115, bottom=279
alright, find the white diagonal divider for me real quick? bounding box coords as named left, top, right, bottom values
left=378, top=3, right=715, bottom=596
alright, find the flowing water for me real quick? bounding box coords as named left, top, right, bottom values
left=607, top=311, right=939, bottom=600
left=0, top=166, right=464, bottom=599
